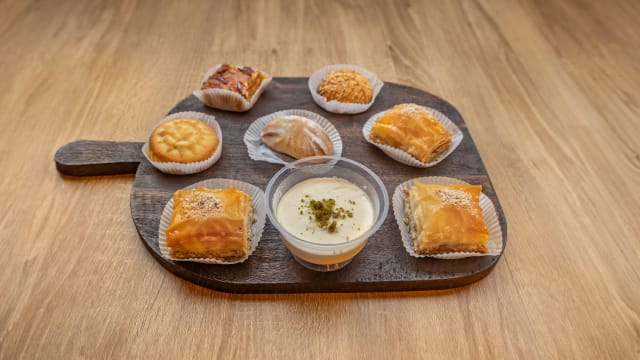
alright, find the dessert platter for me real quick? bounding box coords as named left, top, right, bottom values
left=55, top=64, right=507, bottom=293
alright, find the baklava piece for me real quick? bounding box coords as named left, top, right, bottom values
left=370, top=104, right=452, bottom=163
left=201, top=64, right=267, bottom=100
left=404, top=182, right=489, bottom=255
left=166, top=186, right=253, bottom=259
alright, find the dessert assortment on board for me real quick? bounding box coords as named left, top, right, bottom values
left=94, top=63, right=505, bottom=271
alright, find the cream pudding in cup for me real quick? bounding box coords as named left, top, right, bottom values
left=265, top=156, right=389, bottom=271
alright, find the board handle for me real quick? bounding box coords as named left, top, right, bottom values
left=55, top=140, right=145, bottom=176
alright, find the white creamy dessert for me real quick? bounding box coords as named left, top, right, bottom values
left=276, top=177, right=374, bottom=244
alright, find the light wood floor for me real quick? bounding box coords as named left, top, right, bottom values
left=0, top=0, right=638, bottom=358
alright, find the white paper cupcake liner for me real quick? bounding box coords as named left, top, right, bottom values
left=158, top=178, right=267, bottom=264
left=308, top=64, right=384, bottom=114
left=243, top=109, right=343, bottom=165
left=193, top=64, right=272, bottom=112
left=142, top=111, right=222, bottom=175
left=362, top=107, right=463, bottom=168
left=392, top=176, right=503, bottom=259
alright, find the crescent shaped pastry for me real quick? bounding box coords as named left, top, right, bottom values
left=261, top=116, right=334, bottom=159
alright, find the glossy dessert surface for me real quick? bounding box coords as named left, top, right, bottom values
left=276, top=177, right=374, bottom=244
left=201, top=64, right=267, bottom=100
left=404, top=182, right=489, bottom=254
left=166, top=186, right=252, bottom=259
left=149, top=118, right=218, bottom=163
left=370, top=103, right=452, bottom=163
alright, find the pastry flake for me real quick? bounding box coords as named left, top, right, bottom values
left=404, top=182, right=488, bottom=254
left=201, top=64, right=267, bottom=100
left=317, top=69, right=373, bottom=104
left=166, top=186, right=253, bottom=259
left=261, top=115, right=334, bottom=159
left=370, top=104, right=452, bottom=163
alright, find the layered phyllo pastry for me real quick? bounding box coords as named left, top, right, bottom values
left=166, top=186, right=253, bottom=259
left=370, top=103, right=452, bottom=163
left=403, top=182, right=489, bottom=254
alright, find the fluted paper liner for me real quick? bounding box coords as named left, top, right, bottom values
left=309, top=64, right=383, bottom=114
left=193, top=64, right=272, bottom=112
left=392, top=176, right=503, bottom=259
left=158, top=178, right=267, bottom=264
left=362, top=107, right=463, bottom=168
left=142, top=111, right=222, bottom=175
left=243, top=109, right=343, bottom=165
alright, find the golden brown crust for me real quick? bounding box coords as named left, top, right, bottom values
left=405, top=183, right=488, bottom=254
left=166, top=186, right=252, bottom=260
left=370, top=104, right=452, bottom=163
left=261, top=116, right=334, bottom=159
left=317, top=69, right=373, bottom=104
left=149, top=118, right=218, bottom=163
left=201, top=64, right=267, bottom=100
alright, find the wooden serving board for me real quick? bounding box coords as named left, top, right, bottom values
left=55, top=77, right=507, bottom=293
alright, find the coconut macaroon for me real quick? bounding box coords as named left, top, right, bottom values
left=317, top=69, right=373, bottom=104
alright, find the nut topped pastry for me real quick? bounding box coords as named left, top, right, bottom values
left=149, top=118, right=219, bottom=163
left=317, top=69, right=373, bottom=104
left=261, top=115, right=334, bottom=159
left=201, top=64, right=267, bottom=100
left=404, top=182, right=489, bottom=255
left=166, top=186, right=253, bottom=260
left=369, top=104, right=452, bottom=163
left=194, top=64, right=271, bottom=112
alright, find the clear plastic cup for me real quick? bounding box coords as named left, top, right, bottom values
left=265, top=156, right=389, bottom=271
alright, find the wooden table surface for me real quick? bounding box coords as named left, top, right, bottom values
left=1, top=0, right=638, bottom=358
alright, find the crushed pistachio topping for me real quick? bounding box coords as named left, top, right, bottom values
left=297, top=196, right=355, bottom=233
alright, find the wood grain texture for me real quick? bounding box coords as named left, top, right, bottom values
left=1, top=0, right=638, bottom=358
left=55, top=140, right=144, bottom=176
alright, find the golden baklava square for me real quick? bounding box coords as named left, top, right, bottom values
left=166, top=186, right=253, bottom=259
left=404, top=182, right=488, bottom=254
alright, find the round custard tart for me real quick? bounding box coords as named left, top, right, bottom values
left=149, top=118, right=219, bottom=163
